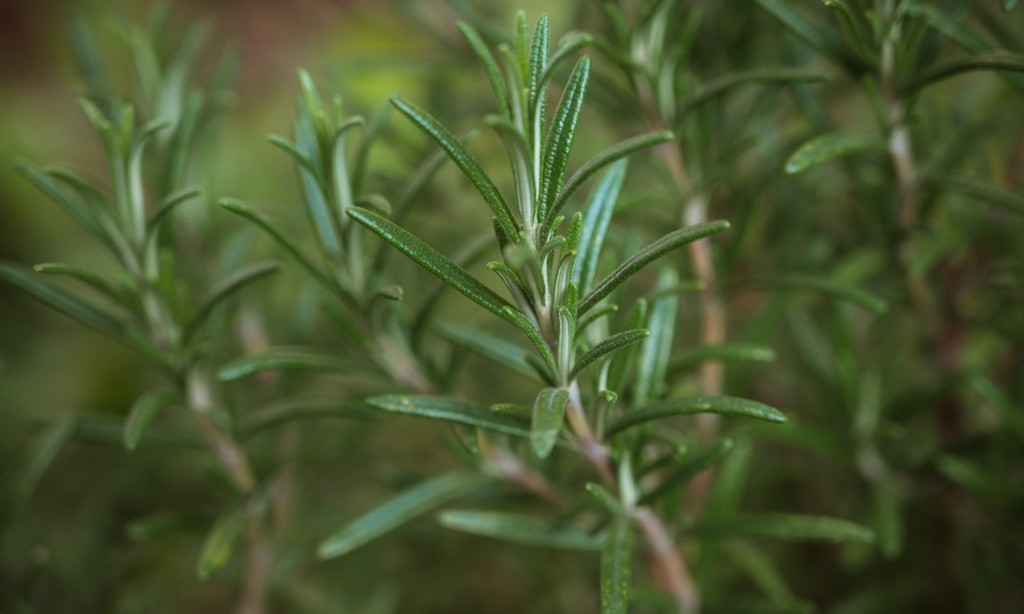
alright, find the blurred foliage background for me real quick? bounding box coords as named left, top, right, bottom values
left=2, top=0, right=1023, bottom=612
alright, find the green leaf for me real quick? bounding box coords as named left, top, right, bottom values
left=218, top=347, right=363, bottom=381
left=670, top=343, right=776, bottom=371
left=607, top=397, right=786, bottom=437
left=219, top=198, right=336, bottom=290
left=747, top=273, right=889, bottom=313
left=1, top=417, right=74, bottom=532
left=438, top=510, right=603, bottom=550
left=784, top=131, right=885, bottom=174
left=601, top=515, right=634, bottom=614
left=124, top=389, right=178, bottom=451
left=318, top=472, right=488, bottom=559
left=196, top=510, right=246, bottom=580
left=539, top=57, right=590, bottom=222
left=184, top=261, right=281, bottom=341
left=902, top=52, right=1024, bottom=94
left=687, top=514, right=875, bottom=544
left=531, top=387, right=569, bottom=459
left=33, top=262, right=130, bottom=307
left=392, top=97, right=519, bottom=239
left=552, top=130, right=672, bottom=224
left=501, top=306, right=559, bottom=382
left=942, top=175, right=1024, bottom=216
left=632, top=268, right=678, bottom=407
left=348, top=206, right=512, bottom=319
left=149, top=186, right=202, bottom=235
left=573, top=159, right=627, bottom=296
left=433, top=320, right=537, bottom=380
left=571, top=328, right=649, bottom=379
left=685, top=68, right=831, bottom=110
left=365, top=395, right=532, bottom=439
left=17, top=162, right=105, bottom=242
left=0, top=261, right=129, bottom=343
left=458, top=22, right=510, bottom=119
left=240, top=397, right=371, bottom=438
left=642, top=439, right=735, bottom=505
left=579, top=221, right=730, bottom=314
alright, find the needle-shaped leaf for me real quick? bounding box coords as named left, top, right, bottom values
left=642, top=439, right=735, bottom=505
left=239, top=397, right=372, bottom=438
left=531, top=387, right=569, bottom=458
left=318, top=471, right=489, bottom=559
left=552, top=130, right=672, bottom=220
left=901, top=52, right=1024, bottom=94
left=218, top=347, right=364, bottom=381
left=632, top=268, right=678, bottom=407
left=601, top=515, right=634, bottom=614
left=348, top=206, right=512, bottom=319
left=608, top=397, right=786, bottom=438
left=392, top=97, right=519, bottom=239
left=438, top=510, right=603, bottom=551
left=501, top=306, right=559, bottom=381
left=458, top=22, right=510, bottom=119
left=124, top=388, right=178, bottom=451
left=365, top=395, right=532, bottom=438
left=746, top=273, right=889, bottom=313
left=17, top=162, right=105, bottom=242
left=571, top=328, right=649, bottom=379
left=580, top=221, right=730, bottom=314
left=184, top=261, right=280, bottom=342
left=433, top=320, right=537, bottom=380
left=33, top=263, right=130, bottom=307
left=685, top=68, right=831, bottom=110
left=687, top=514, right=875, bottom=544
left=196, top=510, right=246, bottom=580
left=669, top=343, right=776, bottom=372
left=942, top=175, right=1024, bottom=216
left=784, top=131, right=885, bottom=174
left=1, top=417, right=74, bottom=531
left=149, top=186, right=202, bottom=235
left=219, top=199, right=336, bottom=290
left=573, top=160, right=626, bottom=296
left=0, top=262, right=129, bottom=344
left=539, top=57, right=590, bottom=221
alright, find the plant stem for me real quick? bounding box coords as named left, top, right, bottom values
left=634, top=506, right=700, bottom=614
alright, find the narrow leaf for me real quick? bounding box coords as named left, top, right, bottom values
left=17, top=162, right=105, bottom=241
left=785, top=131, right=885, bottom=174
left=0, top=262, right=128, bottom=343
left=219, top=199, right=336, bottom=290
left=601, top=515, right=634, bottom=614
left=687, top=514, right=875, bottom=544
left=539, top=57, right=590, bottom=221
left=2, top=417, right=74, bottom=530
left=552, top=130, right=672, bottom=223
left=33, top=263, right=129, bottom=307
left=185, top=261, right=280, bottom=340
left=608, top=397, right=786, bottom=438
left=632, top=268, right=678, bottom=407
left=365, top=395, right=532, bottom=439
left=580, top=221, right=730, bottom=314
left=124, top=389, right=178, bottom=451
left=902, top=52, right=1024, bottom=94
left=348, top=206, right=512, bottom=319
left=685, top=68, right=831, bottom=110
left=942, top=175, right=1024, bottom=215
left=532, top=387, right=569, bottom=458
left=392, top=97, right=519, bottom=238
left=240, top=397, right=372, bottom=438
left=457, top=22, right=510, bottom=119
left=501, top=306, right=559, bottom=381
left=196, top=510, right=246, bottom=580
left=571, top=328, right=649, bottom=379
left=438, top=510, right=603, bottom=550
left=670, top=343, right=776, bottom=372
left=642, top=439, right=735, bottom=505
left=434, top=320, right=537, bottom=380
left=746, top=273, right=889, bottom=313
left=318, top=472, right=488, bottom=559
left=218, top=347, right=363, bottom=381
left=573, top=159, right=627, bottom=296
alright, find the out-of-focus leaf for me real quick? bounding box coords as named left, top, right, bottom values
left=632, top=268, right=677, bottom=407
left=902, top=52, right=1024, bottom=94
left=348, top=206, right=512, bottom=319
left=608, top=397, right=786, bottom=438
left=365, top=395, right=532, bottom=439
left=686, top=68, right=831, bottom=110
left=642, top=439, right=735, bottom=505
left=438, top=510, right=603, bottom=550
left=0, top=262, right=130, bottom=344
left=184, top=261, right=280, bottom=341
left=943, top=175, right=1024, bottom=216
left=688, top=514, right=875, bottom=543
left=391, top=98, right=519, bottom=239
left=936, top=455, right=1019, bottom=505
left=434, top=320, right=536, bottom=379
left=531, top=387, right=569, bottom=458
left=573, top=160, right=626, bottom=296
left=17, top=162, right=105, bottom=241
left=318, top=472, right=488, bottom=559
left=124, top=388, right=178, bottom=451
left=196, top=510, right=246, bottom=580
left=601, top=515, right=634, bottom=614
left=239, top=397, right=372, bottom=437
left=784, top=131, right=885, bottom=174
left=580, top=221, right=729, bottom=313
left=33, top=263, right=130, bottom=307
left=1, top=417, right=74, bottom=532
left=457, top=22, right=510, bottom=120
left=217, top=347, right=363, bottom=381
left=670, top=343, right=776, bottom=372
left=552, top=131, right=672, bottom=224
left=746, top=273, right=889, bottom=313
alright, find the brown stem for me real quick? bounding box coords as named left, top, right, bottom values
left=634, top=506, right=700, bottom=614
